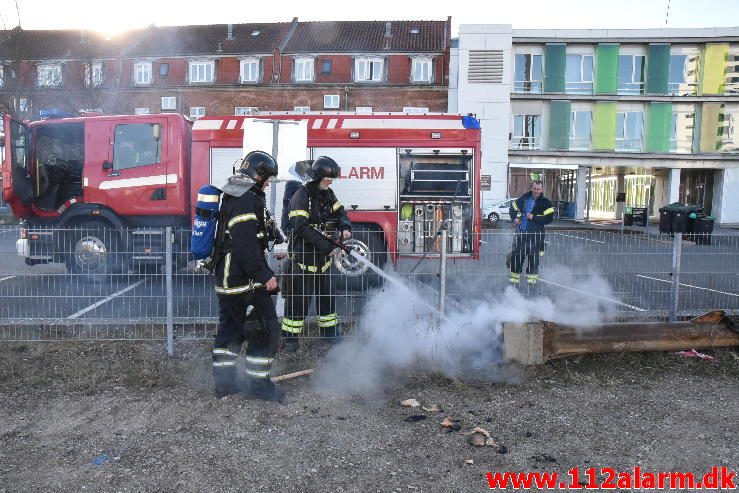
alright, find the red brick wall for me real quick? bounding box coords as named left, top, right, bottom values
left=315, top=55, right=352, bottom=84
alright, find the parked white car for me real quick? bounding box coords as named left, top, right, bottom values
left=483, top=199, right=514, bottom=223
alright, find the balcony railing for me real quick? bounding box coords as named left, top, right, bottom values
left=509, top=137, right=542, bottom=150
left=513, top=80, right=543, bottom=94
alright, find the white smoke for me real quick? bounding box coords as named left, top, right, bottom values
left=312, top=264, right=619, bottom=396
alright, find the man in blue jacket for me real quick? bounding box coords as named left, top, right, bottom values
left=508, top=181, right=554, bottom=288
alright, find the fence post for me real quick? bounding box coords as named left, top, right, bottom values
left=165, top=227, right=174, bottom=356
left=669, top=232, right=682, bottom=322
left=439, top=228, right=448, bottom=315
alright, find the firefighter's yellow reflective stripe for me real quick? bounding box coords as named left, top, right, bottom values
left=539, top=251, right=545, bottom=256
left=257, top=232, right=265, bottom=238
left=212, top=361, right=237, bottom=367
left=245, top=369, right=269, bottom=378
left=542, top=207, right=555, bottom=216
left=297, top=262, right=318, bottom=272
left=509, top=272, right=520, bottom=278
left=212, top=348, right=239, bottom=357
left=332, top=201, right=343, bottom=212
left=318, top=313, right=338, bottom=328
left=289, top=210, right=310, bottom=218
left=297, top=260, right=332, bottom=273
left=281, top=318, right=304, bottom=333
left=214, top=282, right=263, bottom=295
left=526, top=274, right=538, bottom=284
left=197, top=193, right=220, bottom=203
left=512, top=201, right=520, bottom=211
left=223, top=253, right=231, bottom=289
left=281, top=317, right=303, bottom=328
left=227, top=213, right=257, bottom=228
left=245, top=356, right=274, bottom=365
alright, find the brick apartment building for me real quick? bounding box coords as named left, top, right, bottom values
left=0, top=18, right=451, bottom=120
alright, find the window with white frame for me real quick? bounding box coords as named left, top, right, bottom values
left=189, top=61, right=215, bottom=83
left=235, top=107, right=258, bottom=115
left=569, top=108, right=592, bottom=150
left=161, top=97, right=176, bottom=110
left=189, top=107, right=206, bottom=119
left=669, top=47, right=700, bottom=96
left=355, top=106, right=373, bottom=113
left=616, top=108, right=644, bottom=151
left=294, top=58, right=314, bottom=82
left=513, top=48, right=543, bottom=93
left=402, top=107, right=428, bottom=114
left=670, top=104, right=695, bottom=153
left=18, top=98, right=28, bottom=112
left=565, top=52, right=593, bottom=94
left=511, top=114, right=542, bottom=150
left=294, top=106, right=310, bottom=113
left=134, top=107, right=150, bottom=115
left=134, top=61, right=152, bottom=85
left=324, top=95, right=340, bottom=109
left=84, top=62, right=103, bottom=87
left=355, top=57, right=384, bottom=82
left=240, top=58, right=259, bottom=83
left=618, top=52, right=646, bottom=95
left=411, top=57, right=433, bottom=83
left=0, top=66, right=5, bottom=87
left=37, top=63, right=62, bottom=86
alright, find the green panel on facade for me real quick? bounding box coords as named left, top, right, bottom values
left=701, top=44, right=728, bottom=95
left=700, top=103, right=724, bottom=152
left=646, top=44, right=670, bottom=94
left=544, top=44, right=566, bottom=93
left=645, top=102, right=672, bottom=152
left=548, top=101, right=571, bottom=150
left=592, top=102, right=617, bottom=150
left=595, top=44, right=619, bottom=94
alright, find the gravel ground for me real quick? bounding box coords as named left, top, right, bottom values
left=1, top=340, right=738, bottom=492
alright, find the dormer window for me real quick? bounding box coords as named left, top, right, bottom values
left=354, top=57, right=384, bottom=83
left=134, top=61, right=152, bottom=85
left=85, top=62, right=103, bottom=87
left=189, top=60, right=215, bottom=84
left=411, top=57, right=433, bottom=83
left=251, top=30, right=261, bottom=36
left=294, top=57, right=315, bottom=83
left=240, top=58, right=260, bottom=83
left=37, top=63, right=63, bottom=87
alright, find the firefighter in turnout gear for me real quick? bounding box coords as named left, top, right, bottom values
left=281, top=156, right=352, bottom=352
left=211, top=150, right=285, bottom=402
left=508, top=180, right=554, bottom=289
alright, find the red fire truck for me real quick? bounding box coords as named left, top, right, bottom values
left=2, top=112, right=482, bottom=278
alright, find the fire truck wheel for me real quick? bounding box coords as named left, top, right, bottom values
left=65, top=220, right=124, bottom=277
left=488, top=212, right=499, bottom=223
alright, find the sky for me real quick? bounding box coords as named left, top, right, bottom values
left=1, top=0, right=738, bottom=36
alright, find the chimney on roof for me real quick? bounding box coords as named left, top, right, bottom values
left=227, top=24, right=233, bottom=40
left=384, top=21, right=392, bottom=50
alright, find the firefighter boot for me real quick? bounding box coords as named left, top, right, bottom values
left=282, top=335, right=300, bottom=353
left=240, top=374, right=286, bottom=403
left=212, top=366, right=240, bottom=398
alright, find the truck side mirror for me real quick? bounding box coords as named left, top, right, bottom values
left=102, top=161, right=113, bottom=170
left=153, top=124, right=161, bottom=142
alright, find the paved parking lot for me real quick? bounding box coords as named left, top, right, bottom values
left=1, top=224, right=737, bottom=323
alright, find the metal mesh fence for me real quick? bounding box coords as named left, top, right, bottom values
left=0, top=225, right=737, bottom=344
